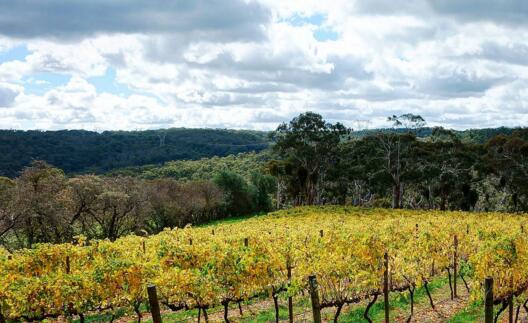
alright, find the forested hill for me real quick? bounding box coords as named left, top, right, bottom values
left=0, top=126, right=519, bottom=178
left=109, top=151, right=271, bottom=180
left=0, top=128, right=269, bottom=177
left=353, top=126, right=518, bottom=143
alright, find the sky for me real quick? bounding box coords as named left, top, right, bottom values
left=0, top=0, right=527, bottom=131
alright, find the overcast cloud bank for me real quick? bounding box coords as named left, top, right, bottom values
left=0, top=0, right=527, bottom=130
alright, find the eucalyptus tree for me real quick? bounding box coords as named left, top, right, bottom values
left=485, top=129, right=528, bottom=211
left=418, top=128, right=480, bottom=210
left=12, top=161, right=69, bottom=247
left=0, top=177, right=16, bottom=243
left=372, top=114, right=426, bottom=208
left=270, top=112, right=351, bottom=205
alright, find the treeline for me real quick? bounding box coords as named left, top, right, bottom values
left=0, top=126, right=517, bottom=179
left=109, top=151, right=271, bottom=180
left=269, top=112, right=528, bottom=213
left=0, top=128, right=269, bottom=177
left=354, top=126, right=517, bottom=143
left=1, top=113, right=526, bottom=249
left=0, top=161, right=275, bottom=249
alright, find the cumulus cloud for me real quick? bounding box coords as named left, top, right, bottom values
left=0, top=83, right=20, bottom=107
left=0, top=0, right=526, bottom=130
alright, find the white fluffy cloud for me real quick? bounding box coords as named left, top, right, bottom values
left=0, top=0, right=527, bottom=130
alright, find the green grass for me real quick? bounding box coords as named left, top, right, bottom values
left=155, top=308, right=201, bottom=322
left=240, top=304, right=290, bottom=322
left=78, top=277, right=478, bottom=323
left=138, top=278, right=449, bottom=323
left=197, top=211, right=266, bottom=227
left=140, top=295, right=310, bottom=323
left=70, top=308, right=127, bottom=323
left=340, top=277, right=446, bottom=322
left=447, top=300, right=520, bottom=323
left=141, top=298, right=286, bottom=323
left=448, top=301, right=483, bottom=323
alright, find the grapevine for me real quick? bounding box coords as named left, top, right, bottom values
left=1, top=206, right=527, bottom=322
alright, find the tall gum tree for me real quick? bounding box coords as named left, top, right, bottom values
left=270, top=112, right=350, bottom=206
left=375, top=114, right=425, bottom=209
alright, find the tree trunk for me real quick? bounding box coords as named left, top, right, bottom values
left=108, top=209, right=118, bottom=241
left=424, top=280, right=435, bottom=310
left=406, top=287, right=414, bottom=323
left=334, top=303, right=344, bottom=323
left=273, top=295, right=279, bottom=323
left=276, top=180, right=281, bottom=209
left=440, top=189, right=447, bottom=211
left=25, top=217, right=34, bottom=247
left=364, top=293, right=378, bottom=323
left=223, top=302, right=230, bottom=323
left=495, top=301, right=508, bottom=323
left=392, top=182, right=401, bottom=209
left=447, top=268, right=454, bottom=300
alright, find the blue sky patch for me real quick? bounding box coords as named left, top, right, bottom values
left=23, top=72, right=71, bottom=95
left=282, top=13, right=338, bottom=41
left=286, top=13, right=326, bottom=27
left=0, top=44, right=31, bottom=63
left=88, top=68, right=132, bottom=96
left=313, top=27, right=339, bottom=41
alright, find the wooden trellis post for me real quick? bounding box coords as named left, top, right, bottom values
left=453, top=235, right=458, bottom=298
left=384, top=252, right=390, bottom=323
left=484, top=278, right=493, bottom=323
left=147, top=285, right=162, bottom=323
left=287, top=263, right=293, bottom=323
left=66, top=256, right=70, bottom=274
left=308, top=275, right=322, bottom=323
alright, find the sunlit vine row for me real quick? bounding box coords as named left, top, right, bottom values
left=1, top=206, right=527, bottom=321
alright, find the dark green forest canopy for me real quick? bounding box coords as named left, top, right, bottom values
left=0, top=128, right=270, bottom=177
left=0, top=126, right=520, bottom=178
left=353, top=126, right=518, bottom=143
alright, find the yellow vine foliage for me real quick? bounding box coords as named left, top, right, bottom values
left=0, top=206, right=526, bottom=319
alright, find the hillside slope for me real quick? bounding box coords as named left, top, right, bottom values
left=109, top=151, right=271, bottom=180
left=0, top=126, right=520, bottom=178
left=0, top=128, right=269, bottom=177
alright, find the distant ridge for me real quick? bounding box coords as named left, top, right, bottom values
left=352, top=126, right=520, bottom=143
left=0, top=126, right=521, bottom=177
left=0, top=128, right=269, bottom=177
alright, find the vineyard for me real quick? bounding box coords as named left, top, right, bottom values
left=1, top=206, right=527, bottom=322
